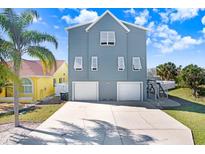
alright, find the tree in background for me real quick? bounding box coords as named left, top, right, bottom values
left=0, top=9, right=58, bottom=126
left=156, top=62, right=178, bottom=80
left=180, top=64, right=205, bottom=97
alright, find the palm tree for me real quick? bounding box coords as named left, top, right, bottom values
left=0, top=9, right=58, bottom=126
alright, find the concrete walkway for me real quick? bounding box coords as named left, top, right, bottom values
left=19, top=101, right=194, bottom=145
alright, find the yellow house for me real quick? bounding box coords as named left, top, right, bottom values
left=0, top=59, right=68, bottom=103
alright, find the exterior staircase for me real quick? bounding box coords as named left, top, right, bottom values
left=147, top=79, right=168, bottom=100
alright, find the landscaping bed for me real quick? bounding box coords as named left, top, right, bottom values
left=163, top=88, right=205, bottom=144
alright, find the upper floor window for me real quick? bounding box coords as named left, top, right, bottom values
left=118, top=57, right=125, bottom=71
left=100, top=31, right=115, bottom=46
left=74, top=56, right=83, bottom=71
left=91, top=56, right=98, bottom=71
left=132, top=57, right=142, bottom=71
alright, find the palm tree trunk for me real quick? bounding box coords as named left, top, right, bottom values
left=13, top=64, right=20, bottom=127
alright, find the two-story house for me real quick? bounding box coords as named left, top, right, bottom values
left=67, top=10, right=147, bottom=102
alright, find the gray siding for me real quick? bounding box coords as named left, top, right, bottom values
left=68, top=14, right=147, bottom=100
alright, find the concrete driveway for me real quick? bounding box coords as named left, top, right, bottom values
left=19, top=101, right=193, bottom=145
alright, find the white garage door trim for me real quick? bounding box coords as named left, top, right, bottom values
left=72, top=81, right=99, bottom=101
left=117, top=82, right=143, bottom=101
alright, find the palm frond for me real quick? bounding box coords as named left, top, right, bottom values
left=0, top=38, right=13, bottom=60
left=1, top=8, right=22, bottom=49
left=0, top=14, right=9, bottom=31
left=27, top=46, right=57, bottom=73
left=22, top=30, right=58, bottom=49
left=19, top=9, right=39, bottom=28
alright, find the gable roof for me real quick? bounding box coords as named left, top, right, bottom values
left=85, top=10, right=130, bottom=32
left=66, top=10, right=148, bottom=31
left=8, top=59, right=65, bottom=77
left=121, top=20, right=148, bottom=31
left=66, top=21, right=92, bottom=30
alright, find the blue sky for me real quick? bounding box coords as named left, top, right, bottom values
left=1, top=8, right=205, bottom=68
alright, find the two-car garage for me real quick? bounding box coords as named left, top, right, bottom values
left=72, top=81, right=143, bottom=101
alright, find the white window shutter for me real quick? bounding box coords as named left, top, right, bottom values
left=132, top=57, right=142, bottom=70
left=74, top=57, right=83, bottom=70
left=108, top=32, right=115, bottom=45
left=118, top=57, right=125, bottom=71
left=91, top=56, right=98, bottom=71
left=100, top=32, right=107, bottom=45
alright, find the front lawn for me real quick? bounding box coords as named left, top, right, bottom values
left=0, top=104, right=64, bottom=124
left=163, top=88, right=205, bottom=144
left=169, top=87, right=205, bottom=104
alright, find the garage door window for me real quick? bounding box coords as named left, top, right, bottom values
left=74, top=57, right=83, bottom=71
left=132, top=57, right=142, bottom=71
left=118, top=57, right=125, bottom=71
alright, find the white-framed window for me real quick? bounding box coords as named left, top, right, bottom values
left=91, top=56, right=98, bottom=71
left=21, top=78, right=32, bottom=94
left=100, top=31, right=115, bottom=46
left=132, top=57, right=142, bottom=71
left=118, top=57, right=125, bottom=71
left=74, top=56, right=83, bottom=71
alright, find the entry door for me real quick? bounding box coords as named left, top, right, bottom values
left=72, top=82, right=99, bottom=101
left=117, top=82, right=143, bottom=101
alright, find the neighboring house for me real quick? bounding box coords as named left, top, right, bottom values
left=0, top=59, right=68, bottom=103
left=67, top=10, right=148, bottom=101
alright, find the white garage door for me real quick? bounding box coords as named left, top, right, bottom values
left=117, top=82, right=143, bottom=101
left=72, top=82, right=99, bottom=101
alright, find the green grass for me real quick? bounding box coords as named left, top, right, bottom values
left=0, top=104, right=64, bottom=124
left=169, top=87, right=205, bottom=104
left=163, top=88, right=205, bottom=144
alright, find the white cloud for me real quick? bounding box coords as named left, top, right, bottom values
left=134, top=9, right=149, bottom=26
left=159, top=10, right=172, bottom=23
left=150, top=24, right=203, bottom=53
left=61, top=9, right=99, bottom=24
left=54, top=25, right=59, bottom=29
left=33, top=17, right=42, bottom=23
left=124, top=8, right=136, bottom=16
left=147, top=21, right=155, bottom=32
left=159, top=9, right=200, bottom=23
left=170, top=8, right=200, bottom=22
left=202, top=28, right=205, bottom=35
left=152, top=8, right=159, bottom=13
left=33, top=17, right=46, bottom=25
left=201, top=16, right=205, bottom=25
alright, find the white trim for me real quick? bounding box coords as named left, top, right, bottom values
left=91, top=56, right=98, bottom=71
left=86, top=10, right=130, bottom=32
left=21, top=78, right=33, bottom=94
left=117, top=81, right=143, bottom=101
left=72, top=81, right=99, bottom=101
left=66, top=21, right=93, bottom=30
left=121, top=20, right=148, bottom=31
left=118, top=56, right=125, bottom=71
left=74, top=56, right=83, bottom=71
left=132, top=57, right=142, bottom=71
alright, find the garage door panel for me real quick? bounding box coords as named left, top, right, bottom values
left=117, top=82, right=143, bottom=101
left=73, top=82, right=99, bottom=101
